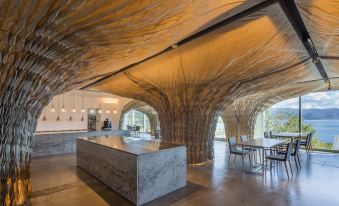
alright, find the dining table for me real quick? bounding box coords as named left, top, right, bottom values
left=239, top=138, right=286, bottom=175
left=271, top=132, right=307, bottom=142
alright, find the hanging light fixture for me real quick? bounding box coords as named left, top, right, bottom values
left=81, top=116, right=84, bottom=121
left=106, top=109, right=111, bottom=114
left=81, top=94, right=86, bottom=113
left=69, top=94, right=73, bottom=121
left=98, top=94, right=102, bottom=114
left=72, top=92, right=76, bottom=112
left=56, top=96, right=60, bottom=121
left=50, top=98, right=56, bottom=113
left=61, top=94, right=66, bottom=113
left=42, top=109, right=47, bottom=121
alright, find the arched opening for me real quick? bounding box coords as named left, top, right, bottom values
left=122, top=109, right=151, bottom=133
left=119, top=100, right=159, bottom=136
left=215, top=116, right=226, bottom=140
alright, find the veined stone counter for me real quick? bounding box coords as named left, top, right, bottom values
left=32, top=130, right=131, bottom=157
left=77, top=136, right=187, bottom=206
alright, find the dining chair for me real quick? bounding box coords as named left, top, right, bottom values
left=269, top=131, right=275, bottom=139
left=227, top=137, right=251, bottom=167
left=301, top=133, right=313, bottom=154
left=264, top=131, right=270, bottom=139
left=240, top=135, right=260, bottom=163
left=265, top=142, right=293, bottom=178
left=278, top=140, right=302, bottom=170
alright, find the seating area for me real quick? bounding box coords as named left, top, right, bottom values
left=231, top=132, right=310, bottom=178
left=29, top=141, right=339, bottom=206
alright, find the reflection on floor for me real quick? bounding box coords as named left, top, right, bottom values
left=30, top=141, right=339, bottom=206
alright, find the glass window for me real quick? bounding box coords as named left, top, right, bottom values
left=301, top=91, right=339, bottom=150
left=265, top=97, right=300, bottom=133
left=124, top=110, right=151, bottom=132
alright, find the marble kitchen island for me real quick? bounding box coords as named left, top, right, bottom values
left=77, top=136, right=187, bottom=205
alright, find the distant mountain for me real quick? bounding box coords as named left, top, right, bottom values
left=270, top=108, right=339, bottom=120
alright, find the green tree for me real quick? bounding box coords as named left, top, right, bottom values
left=265, top=109, right=332, bottom=149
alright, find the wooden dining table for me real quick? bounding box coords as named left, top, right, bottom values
left=239, top=138, right=286, bottom=175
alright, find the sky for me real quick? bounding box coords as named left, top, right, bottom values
left=271, top=90, right=339, bottom=109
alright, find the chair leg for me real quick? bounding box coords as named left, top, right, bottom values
left=228, top=154, right=232, bottom=166
left=234, top=155, right=237, bottom=164
left=284, top=162, right=290, bottom=178
left=270, top=159, right=272, bottom=171
left=294, top=156, right=299, bottom=171
left=288, top=160, right=293, bottom=176
left=297, top=154, right=301, bottom=169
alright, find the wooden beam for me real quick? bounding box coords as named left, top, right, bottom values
left=279, top=0, right=329, bottom=83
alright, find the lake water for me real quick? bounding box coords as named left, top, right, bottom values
left=304, top=120, right=339, bottom=143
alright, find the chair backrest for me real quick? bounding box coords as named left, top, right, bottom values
left=264, top=132, right=269, bottom=139
left=240, top=135, right=248, bottom=142
left=284, top=143, right=293, bottom=160
left=306, top=132, right=313, bottom=146
left=269, top=131, right=274, bottom=138
left=293, top=140, right=301, bottom=156
left=136, top=125, right=140, bottom=131
left=227, top=137, right=237, bottom=153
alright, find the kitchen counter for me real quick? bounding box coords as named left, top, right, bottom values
left=77, top=136, right=187, bottom=205
left=32, top=130, right=130, bottom=157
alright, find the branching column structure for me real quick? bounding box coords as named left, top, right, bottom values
left=1, top=0, right=236, bottom=204
left=90, top=3, right=320, bottom=164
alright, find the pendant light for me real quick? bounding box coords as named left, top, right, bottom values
left=71, top=92, right=76, bottom=113
left=56, top=96, right=60, bottom=121
left=81, top=93, right=85, bottom=121
left=98, top=94, right=102, bottom=114
left=50, top=98, right=56, bottom=113
left=81, top=94, right=86, bottom=113
left=42, top=109, right=47, bottom=121
left=69, top=94, right=73, bottom=121
left=61, top=94, right=66, bottom=113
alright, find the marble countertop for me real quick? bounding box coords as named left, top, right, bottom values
left=79, top=136, right=184, bottom=155
left=35, top=130, right=89, bottom=135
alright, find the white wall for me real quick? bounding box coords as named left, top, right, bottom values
left=254, top=112, right=265, bottom=139
left=37, top=90, right=132, bottom=132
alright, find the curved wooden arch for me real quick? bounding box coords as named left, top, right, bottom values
left=119, top=100, right=159, bottom=135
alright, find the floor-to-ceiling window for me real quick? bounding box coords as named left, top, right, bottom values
left=265, top=97, right=300, bottom=133
left=215, top=116, right=226, bottom=140
left=301, top=91, right=339, bottom=150
left=124, top=109, right=151, bottom=132
left=265, top=91, right=339, bottom=151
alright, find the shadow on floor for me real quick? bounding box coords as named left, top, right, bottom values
left=76, top=166, right=205, bottom=206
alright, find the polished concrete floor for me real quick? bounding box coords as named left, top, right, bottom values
left=30, top=141, right=339, bottom=206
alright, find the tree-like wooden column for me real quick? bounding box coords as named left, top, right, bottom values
left=1, top=0, right=230, bottom=204
left=0, top=89, right=50, bottom=205
left=154, top=95, right=221, bottom=164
